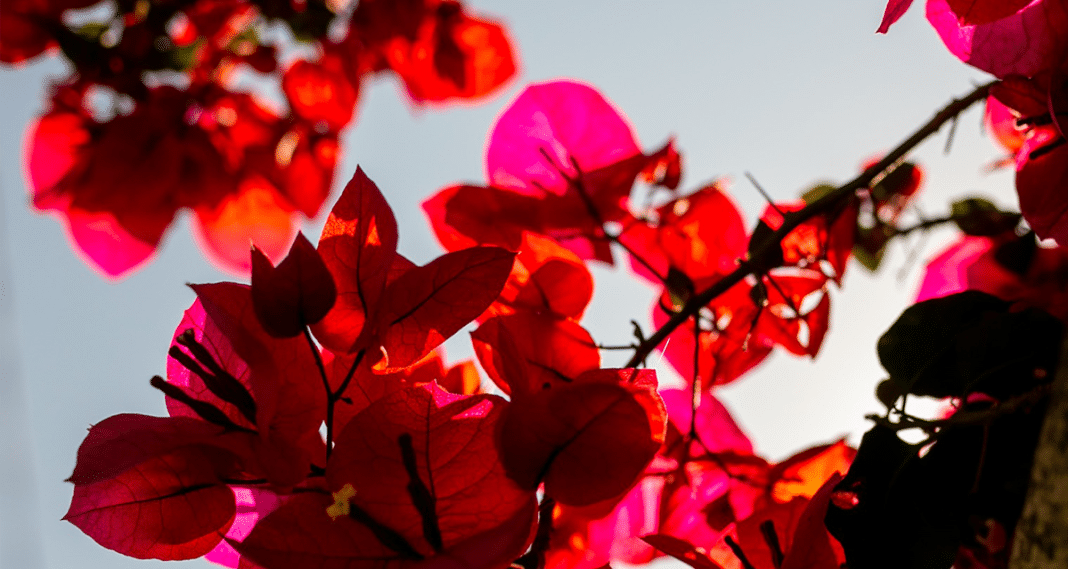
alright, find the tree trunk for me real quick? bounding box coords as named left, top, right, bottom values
left=1009, top=336, right=1068, bottom=568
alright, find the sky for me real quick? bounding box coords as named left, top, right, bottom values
left=0, top=2, right=1011, bottom=568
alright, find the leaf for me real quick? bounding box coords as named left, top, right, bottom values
left=660, top=183, right=749, bottom=282
left=423, top=184, right=541, bottom=253
left=377, top=246, right=515, bottom=372
left=1016, top=132, right=1068, bottom=244
left=281, top=51, right=359, bottom=131
left=660, top=389, right=753, bottom=456
left=297, top=384, right=538, bottom=565
left=641, top=534, right=724, bottom=569
left=950, top=197, right=1021, bottom=236
left=313, top=166, right=399, bottom=353
left=767, top=440, right=855, bottom=503
left=65, top=438, right=237, bottom=560
left=67, top=413, right=228, bottom=486
left=486, top=80, right=642, bottom=201
left=471, top=311, right=600, bottom=396
left=498, top=232, right=594, bottom=320
left=187, top=282, right=326, bottom=485
left=251, top=232, right=337, bottom=338
left=877, top=0, right=916, bottom=33
left=499, top=369, right=667, bottom=505
left=926, top=0, right=1068, bottom=78
left=878, top=290, right=1062, bottom=399
left=779, top=474, right=844, bottom=569
left=946, top=0, right=1033, bottom=26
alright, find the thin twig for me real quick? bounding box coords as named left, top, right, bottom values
left=625, top=81, right=994, bottom=368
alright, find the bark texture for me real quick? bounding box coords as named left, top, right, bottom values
left=1010, top=336, right=1068, bottom=569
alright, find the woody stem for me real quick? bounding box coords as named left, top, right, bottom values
left=624, top=81, right=994, bottom=368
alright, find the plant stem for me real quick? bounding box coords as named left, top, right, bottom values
left=625, top=81, right=994, bottom=368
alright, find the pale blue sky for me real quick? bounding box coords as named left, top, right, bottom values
left=0, top=2, right=1009, bottom=568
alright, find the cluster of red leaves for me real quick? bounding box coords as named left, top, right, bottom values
left=65, top=167, right=670, bottom=568
left=8, top=0, right=516, bottom=277
left=879, top=0, right=1068, bottom=246
left=420, top=79, right=881, bottom=569
left=425, top=80, right=926, bottom=392
left=917, top=229, right=1068, bottom=321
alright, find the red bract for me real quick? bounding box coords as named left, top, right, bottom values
left=979, top=78, right=1068, bottom=243
left=347, top=0, right=517, bottom=104
left=424, top=79, right=679, bottom=263
left=985, top=93, right=1029, bottom=163
left=621, top=182, right=748, bottom=285
left=313, top=166, right=400, bottom=353
left=377, top=245, right=516, bottom=371
left=917, top=233, right=1068, bottom=319
left=26, top=85, right=336, bottom=277
left=472, top=311, right=600, bottom=396
left=64, top=414, right=241, bottom=560
left=205, top=486, right=286, bottom=569
left=311, top=166, right=516, bottom=373
left=499, top=368, right=667, bottom=506
left=946, top=0, right=1035, bottom=25
left=760, top=200, right=856, bottom=285
left=282, top=49, right=360, bottom=132
left=168, top=282, right=326, bottom=486
left=490, top=232, right=595, bottom=321
left=727, top=474, right=846, bottom=569
left=925, top=0, right=1068, bottom=79
left=877, top=0, right=916, bottom=33
left=653, top=268, right=830, bottom=389
left=234, top=383, right=538, bottom=569
left=251, top=232, right=337, bottom=338
left=0, top=0, right=99, bottom=63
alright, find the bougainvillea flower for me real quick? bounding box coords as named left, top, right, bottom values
left=204, top=486, right=286, bottom=568
left=324, top=347, right=483, bottom=436
left=977, top=77, right=1068, bottom=244
left=312, top=167, right=515, bottom=373
left=1015, top=128, right=1068, bottom=242
left=877, top=0, right=916, bottom=33
left=0, top=0, right=101, bottom=63
left=64, top=414, right=243, bottom=560
left=26, top=85, right=337, bottom=277
left=498, top=368, right=667, bottom=506
left=346, top=0, right=517, bottom=104
left=472, top=310, right=600, bottom=396
left=760, top=200, right=856, bottom=285
left=917, top=233, right=1068, bottom=320
left=878, top=1, right=1068, bottom=77
left=234, top=383, right=538, bottom=569
left=620, top=182, right=748, bottom=285
left=424, top=79, right=680, bottom=263
left=984, top=92, right=1029, bottom=167
left=282, top=47, right=360, bottom=131
left=925, top=0, right=1068, bottom=79
left=653, top=268, right=829, bottom=388
left=725, top=474, right=846, bottom=569
left=488, top=232, right=595, bottom=320
left=550, top=422, right=849, bottom=569
left=167, top=282, right=327, bottom=486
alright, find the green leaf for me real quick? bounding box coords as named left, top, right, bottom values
left=950, top=198, right=1021, bottom=236
left=801, top=183, right=837, bottom=205
left=877, top=291, right=1062, bottom=400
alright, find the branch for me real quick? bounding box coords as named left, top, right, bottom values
left=624, top=81, right=994, bottom=368
left=863, top=383, right=1052, bottom=434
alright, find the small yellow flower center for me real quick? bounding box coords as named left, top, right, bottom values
left=326, top=483, right=356, bottom=520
